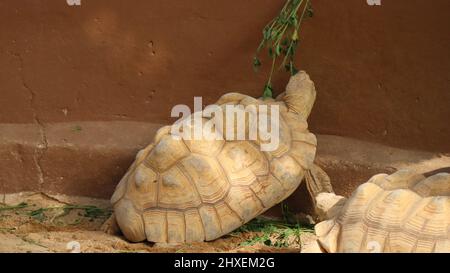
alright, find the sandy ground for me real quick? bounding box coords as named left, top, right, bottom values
left=0, top=192, right=318, bottom=253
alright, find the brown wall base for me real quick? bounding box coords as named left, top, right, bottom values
left=1, top=122, right=449, bottom=212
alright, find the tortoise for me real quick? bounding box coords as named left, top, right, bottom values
left=312, top=169, right=450, bottom=253
left=103, top=71, right=333, bottom=243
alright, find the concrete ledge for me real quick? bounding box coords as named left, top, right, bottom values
left=1, top=122, right=449, bottom=204
left=0, top=122, right=163, bottom=198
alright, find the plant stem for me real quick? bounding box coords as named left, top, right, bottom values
left=267, top=57, right=277, bottom=86
left=0, top=202, right=28, bottom=211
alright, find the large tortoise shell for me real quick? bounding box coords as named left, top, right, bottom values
left=110, top=72, right=317, bottom=243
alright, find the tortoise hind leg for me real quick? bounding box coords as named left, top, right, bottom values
left=101, top=213, right=122, bottom=236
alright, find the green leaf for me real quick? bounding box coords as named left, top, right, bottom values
left=288, top=42, right=298, bottom=56
left=280, top=16, right=288, bottom=25
left=275, top=45, right=282, bottom=56
left=292, top=29, right=299, bottom=41
left=263, top=84, right=273, bottom=99
left=29, top=208, right=46, bottom=222
left=288, top=12, right=299, bottom=26
left=271, top=29, right=279, bottom=40
left=72, top=125, right=82, bottom=132
left=268, top=47, right=274, bottom=57
left=253, top=57, right=262, bottom=71
left=0, top=202, right=28, bottom=211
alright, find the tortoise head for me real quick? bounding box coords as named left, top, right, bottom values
left=280, top=71, right=317, bottom=120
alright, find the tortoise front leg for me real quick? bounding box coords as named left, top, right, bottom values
left=304, top=164, right=346, bottom=221
left=304, top=163, right=334, bottom=202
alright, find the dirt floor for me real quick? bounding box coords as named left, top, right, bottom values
left=0, top=192, right=318, bottom=253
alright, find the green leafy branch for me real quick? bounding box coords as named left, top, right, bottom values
left=233, top=217, right=314, bottom=248
left=0, top=202, right=111, bottom=223
left=0, top=202, right=28, bottom=211
left=253, top=0, right=313, bottom=98
left=29, top=204, right=112, bottom=222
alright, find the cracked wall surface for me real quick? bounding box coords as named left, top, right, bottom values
left=11, top=52, right=48, bottom=190
left=0, top=0, right=450, bottom=154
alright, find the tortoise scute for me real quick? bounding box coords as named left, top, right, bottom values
left=412, top=173, right=450, bottom=197
left=215, top=93, right=249, bottom=105
left=134, top=165, right=157, bottom=187
left=110, top=171, right=129, bottom=205
left=143, top=210, right=167, bottom=243
left=167, top=211, right=186, bottom=243
left=180, top=115, right=225, bottom=155
left=250, top=176, right=285, bottom=208
left=270, top=155, right=304, bottom=192
left=198, top=206, right=222, bottom=241
left=115, top=199, right=146, bottom=242
left=154, top=126, right=172, bottom=143
left=225, top=187, right=264, bottom=222
left=373, top=169, right=425, bottom=190
left=435, top=240, right=450, bottom=253
left=218, top=142, right=261, bottom=186
left=181, top=155, right=230, bottom=203
left=145, top=135, right=190, bottom=172
left=158, top=166, right=202, bottom=209
left=184, top=209, right=205, bottom=242
left=123, top=165, right=158, bottom=210
left=263, top=119, right=291, bottom=158
left=214, top=202, right=243, bottom=235
left=410, top=197, right=449, bottom=239
left=365, top=189, right=422, bottom=229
